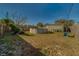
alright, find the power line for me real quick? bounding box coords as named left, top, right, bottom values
left=67, top=3, right=74, bottom=19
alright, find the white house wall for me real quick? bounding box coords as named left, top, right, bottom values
left=45, top=25, right=63, bottom=32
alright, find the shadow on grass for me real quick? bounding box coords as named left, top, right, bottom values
left=16, top=35, right=45, bottom=56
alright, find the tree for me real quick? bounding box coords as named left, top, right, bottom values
left=55, top=19, right=74, bottom=26
left=0, top=12, right=15, bottom=33
left=55, top=19, right=74, bottom=33
left=36, top=22, right=44, bottom=28
left=55, top=19, right=65, bottom=25
left=9, top=11, right=27, bottom=26
left=15, top=16, right=27, bottom=26
left=67, top=20, right=74, bottom=26
left=7, top=11, right=28, bottom=32
left=9, top=24, right=21, bottom=34
left=2, top=12, right=14, bottom=25
left=0, top=11, right=27, bottom=35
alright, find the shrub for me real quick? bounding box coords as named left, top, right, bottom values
left=68, top=33, right=75, bottom=37
left=9, top=24, right=21, bottom=34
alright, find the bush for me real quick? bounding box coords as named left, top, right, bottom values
left=68, top=33, right=75, bottom=37
left=9, top=24, right=21, bottom=34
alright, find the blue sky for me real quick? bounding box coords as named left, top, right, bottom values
left=0, top=3, right=79, bottom=24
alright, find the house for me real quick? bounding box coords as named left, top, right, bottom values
left=29, top=24, right=64, bottom=34
left=45, top=24, right=64, bottom=32
left=30, top=28, right=37, bottom=34
left=30, top=27, right=48, bottom=34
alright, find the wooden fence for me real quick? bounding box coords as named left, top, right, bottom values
left=0, top=24, right=9, bottom=38
left=71, top=24, right=79, bottom=40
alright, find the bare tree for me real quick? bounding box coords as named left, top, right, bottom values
left=55, top=19, right=74, bottom=26
left=9, top=11, right=27, bottom=26
left=36, top=22, right=44, bottom=28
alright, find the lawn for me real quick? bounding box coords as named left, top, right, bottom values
left=1, top=32, right=79, bottom=56
left=19, top=32, right=79, bottom=56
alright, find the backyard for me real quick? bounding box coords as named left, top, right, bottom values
left=0, top=3, right=79, bottom=56
left=18, top=32, right=79, bottom=56
left=1, top=32, right=79, bottom=56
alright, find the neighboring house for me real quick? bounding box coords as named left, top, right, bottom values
left=30, top=27, right=48, bottom=34
left=29, top=24, right=64, bottom=34
left=45, top=24, right=64, bottom=32
left=30, top=28, right=37, bottom=34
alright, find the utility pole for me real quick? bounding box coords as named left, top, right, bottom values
left=5, top=11, right=9, bottom=19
